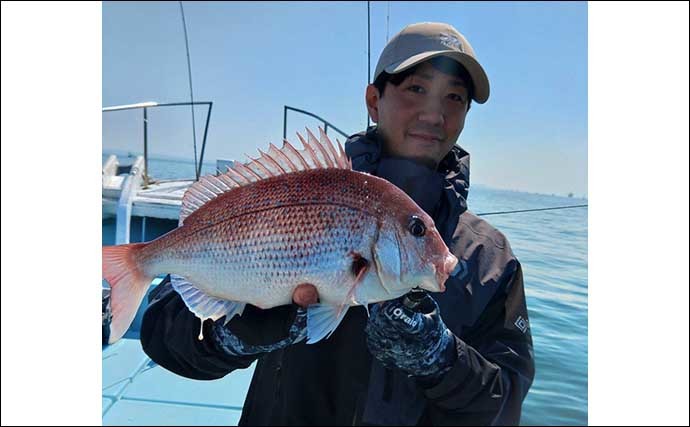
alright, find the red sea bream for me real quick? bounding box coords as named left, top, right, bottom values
left=102, top=129, right=457, bottom=344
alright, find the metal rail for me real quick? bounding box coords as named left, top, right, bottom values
left=282, top=105, right=350, bottom=140
left=102, top=101, right=213, bottom=182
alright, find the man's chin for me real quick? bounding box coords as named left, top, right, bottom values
left=403, top=153, right=440, bottom=169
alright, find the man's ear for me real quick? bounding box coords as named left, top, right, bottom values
left=365, top=84, right=381, bottom=123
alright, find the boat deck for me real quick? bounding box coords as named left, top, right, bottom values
left=102, top=338, right=254, bottom=426
left=102, top=179, right=194, bottom=220
left=102, top=154, right=234, bottom=222
left=102, top=278, right=254, bottom=425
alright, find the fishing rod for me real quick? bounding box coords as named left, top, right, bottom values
left=179, top=1, right=200, bottom=180
left=367, top=0, right=371, bottom=128
left=476, top=204, right=588, bottom=217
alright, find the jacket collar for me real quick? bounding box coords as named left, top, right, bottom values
left=344, top=126, right=470, bottom=212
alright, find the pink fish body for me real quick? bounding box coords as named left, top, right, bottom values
left=102, top=129, right=457, bottom=344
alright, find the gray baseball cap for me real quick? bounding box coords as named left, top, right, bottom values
left=374, top=22, right=490, bottom=103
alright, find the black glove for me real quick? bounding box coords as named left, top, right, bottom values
left=224, top=303, right=303, bottom=346
left=149, top=275, right=307, bottom=357
left=212, top=303, right=308, bottom=356
left=365, top=291, right=457, bottom=383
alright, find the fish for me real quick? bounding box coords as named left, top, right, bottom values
left=102, top=128, right=458, bottom=345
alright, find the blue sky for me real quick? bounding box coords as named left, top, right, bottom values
left=103, top=1, right=587, bottom=196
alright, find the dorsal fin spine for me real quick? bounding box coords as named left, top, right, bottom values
left=257, top=155, right=281, bottom=176
left=234, top=162, right=262, bottom=181
left=248, top=154, right=273, bottom=178
left=307, top=128, right=334, bottom=168
left=226, top=167, right=251, bottom=185
left=259, top=148, right=287, bottom=174
left=196, top=184, right=216, bottom=199
left=217, top=174, right=240, bottom=188
left=335, top=140, right=347, bottom=168
left=186, top=192, right=207, bottom=205
left=223, top=168, right=246, bottom=186
left=191, top=187, right=212, bottom=201
left=201, top=177, right=224, bottom=193
left=319, top=128, right=342, bottom=168
left=269, top=143, right=298, bottom=172
left=283, top=139, right=310, bottom=170
left=296, top=132, right=322, bottom=168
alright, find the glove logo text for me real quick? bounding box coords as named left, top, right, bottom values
left=392, top=307, right=419, bottom=328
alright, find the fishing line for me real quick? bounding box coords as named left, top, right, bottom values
left=476, top=204, right=588, bottom=217
left=367, top=1, right=371, bottom=128
left=179, top=1, right=199, bottom=180
left=386, top=1, right=390, bottom=43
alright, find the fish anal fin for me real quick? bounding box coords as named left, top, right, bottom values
left=170, top=275, right=246, bottom=334
left=306, top=304, right=349, bottom=344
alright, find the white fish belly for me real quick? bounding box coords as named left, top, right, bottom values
left=151, top=205, right=379, bottom=309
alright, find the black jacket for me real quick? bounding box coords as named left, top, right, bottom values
left=141, top=128, right=535, bottom=426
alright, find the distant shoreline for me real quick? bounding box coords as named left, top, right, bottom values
left=470, top=183, right=587, bottom=201
left=102, top=150, right=587, bottom=200
left=102, top=149, right=218, bottom=167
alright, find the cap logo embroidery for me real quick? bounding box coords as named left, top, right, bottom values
left=440, top=33, right=463, bottom=51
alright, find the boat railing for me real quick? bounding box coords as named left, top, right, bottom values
left=282, top=105, right=350, bottom=140
left=102, top=101, right=213, bottom=184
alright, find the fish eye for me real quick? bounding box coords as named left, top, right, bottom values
left=408, top=216, right=426, bottom=237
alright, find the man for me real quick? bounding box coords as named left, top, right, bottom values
left=141, top=22, right=535, bottom=426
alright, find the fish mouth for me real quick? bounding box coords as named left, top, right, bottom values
left=434, top=254, right=458, bottom=290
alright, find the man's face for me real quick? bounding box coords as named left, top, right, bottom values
left=366, top=61, right=470, bottom=168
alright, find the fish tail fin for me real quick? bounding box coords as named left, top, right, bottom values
left=102, top=243, right=153, bottom=344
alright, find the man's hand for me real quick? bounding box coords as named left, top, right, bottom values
left=365, top=292, right=457, bottom=381
left=292, top=283, right=319, bottom=307
left=212, top=284, right=319, bottom=356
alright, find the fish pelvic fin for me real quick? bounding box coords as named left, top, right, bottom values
left=170, top=275, right=246, bottom=338
left=306, top=303, right=350, bottom=344
left=179, top=127, right=351, bottom=225
left=309, top=252, right=370, bottom=342
left=102, top=243, right=153, bottom=344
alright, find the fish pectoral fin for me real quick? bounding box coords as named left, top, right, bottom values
left=170, top=275, right=246, bottom=326
left=344, top=251, right=370, bottom=304
left=305, top=303, right=349, bottom=344
left=350, top=251, right=370, bottom=281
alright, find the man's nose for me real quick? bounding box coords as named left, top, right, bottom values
left=417, top=102, right=445, bottom=127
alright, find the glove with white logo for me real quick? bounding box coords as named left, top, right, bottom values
left=365, top=292, right=457, bottom=383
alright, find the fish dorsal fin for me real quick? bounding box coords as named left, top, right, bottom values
left=179, top=127, right=351, bottom=225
